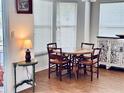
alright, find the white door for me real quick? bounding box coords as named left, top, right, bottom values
left=56, top=2, right=77, bottom=48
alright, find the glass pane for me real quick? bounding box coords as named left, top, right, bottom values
left=34, top=0, right=53, bottom=53
left=34, top=27, right=52, bottom=53
left=56, top=2, right=77, bottom=48
left=56, top=27, right=76, bottom=48
left=57, top=3, right=77, bottom=26
left=34, top=0, right=53, bottom=26
left=99, top=3, right=124, bottom=37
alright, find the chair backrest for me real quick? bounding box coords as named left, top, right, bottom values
left=81, top=43, right=94, bottom=49
left=47, top=43, right=57, bottom=53
left=91, top=48, right=101, bottom=63
left=47, top=43, right=57, bottom=48
left=48, top=47, right=63, bottom=62
left=52, top=48, right=62, bottom=60
left=47, top=43, right=57, bottom=59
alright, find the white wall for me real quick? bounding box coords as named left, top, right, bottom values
left=76, top=0, right=85, bottom=48
left=35, top=55, right=48, bottom=72
left=90, top=1, right=100, bottom=46
left=5, top=0, right=34, bottom=93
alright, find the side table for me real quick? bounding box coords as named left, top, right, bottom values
left=13, top=59, right=38, bottom=93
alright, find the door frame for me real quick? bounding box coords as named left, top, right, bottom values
left=2, top=0, right=10, bottom=93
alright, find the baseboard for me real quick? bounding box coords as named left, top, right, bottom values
left=35, top=66, right=48, bottom=72
left=17, top=84, right=32, bottom=92
left=17, top=66, right=48, bottom=92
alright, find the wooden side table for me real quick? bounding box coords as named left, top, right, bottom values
left=13, top=59, right=38, bottom=93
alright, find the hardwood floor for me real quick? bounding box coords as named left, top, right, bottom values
left=19, top=68, right=124, bottom=93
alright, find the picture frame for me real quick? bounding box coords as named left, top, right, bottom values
left=16, top=0, right=32, bottom=14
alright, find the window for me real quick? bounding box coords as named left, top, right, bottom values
left=34, top=0, right=53, bottom=54
left=34, top=1, right=77, bottom=54
left=56, top=2, right=77, bottom=48
left=99, top=2, right=124, bottom=37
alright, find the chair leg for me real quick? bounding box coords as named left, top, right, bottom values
left=76, top=63, right=80, bottom=79
left=59, top=65, right=62, bottom=81
left=68, top=62, right=71, bottom=79
left=56, top=64, right=58, bottom=77
left=97, top=66, right=99, bottom=79
left=90, top=65, right=93, bottom=81
left=84, top=65, right=86, bottom=75
left=48, top=63, right=50, bottom=79
left=76, top=70, right=79, bottom=79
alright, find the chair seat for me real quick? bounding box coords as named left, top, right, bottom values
left=80, top=60, right=97, bottom=65
left=50, top=59, right=69, bottom=64
left=83, top=54, right=91, bottom=59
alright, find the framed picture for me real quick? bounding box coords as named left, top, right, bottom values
left=16, top=0, right=32, bottom=14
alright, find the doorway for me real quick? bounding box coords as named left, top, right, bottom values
left=0, top=0, right=4, bottom=92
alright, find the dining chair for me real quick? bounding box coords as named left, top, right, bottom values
left=81, top=42, right=94, bottom=59
left=81, top=42, right=94, bottom=49
left=47, top=46, right=71, bottom=81
left=47, top=43, right=57, bottom=78
left=76, top=42, right=94, bottom=65
left=79, top=48, right=101, bottom=81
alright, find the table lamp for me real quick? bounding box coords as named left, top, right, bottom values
left=23, top=39, right=32, bottom=62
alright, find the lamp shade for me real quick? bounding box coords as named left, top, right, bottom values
left=23, top=39, right=32, bottom=49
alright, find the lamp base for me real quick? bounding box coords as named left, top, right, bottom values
left=25, top=59, right=31, bottom=62
left=25, top=49, right=31, bottom=62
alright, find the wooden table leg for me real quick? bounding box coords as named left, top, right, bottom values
left=14, top=64, right=17, bottom=93
left=32, top=65, right=35, bottom=93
